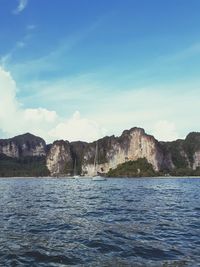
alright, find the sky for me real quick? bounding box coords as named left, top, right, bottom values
left=0, top=0, right=200, bottom=143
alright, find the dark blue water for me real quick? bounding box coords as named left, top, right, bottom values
left=0, top=178, right=200, bottom=266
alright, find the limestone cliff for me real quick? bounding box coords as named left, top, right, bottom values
left=46, top=140, right=73, bottom=176
left=46, top=128, right=200, bottom=177
left=161, top=132, right=200, bottom=172
left=46, top=127, right=173, bottom=176
left=0, top=133, right=46, bottom=158
left=78, top=128, right=168, bottom=176
left=1, top=128, right=200, bottom=177
left=193, top=151, right=200, bottom=170
left=0, top=133, right=48, bottom=177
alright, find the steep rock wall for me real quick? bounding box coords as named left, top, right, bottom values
left=46, top=140, right=73, bottom=175
left=0, top=133, right=46, bottom=158
left=80, top=128, right=167, bottom=176
left=46, top=127, right=173, bottom=176
left=161, top=132, right=200, bottom=171
left=193, top=151, right=200, bottom=170
left=1, top=128, right=200, bottom=177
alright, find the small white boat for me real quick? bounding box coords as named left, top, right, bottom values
left=72, top=175, right=80, bottom=179
left=92, top=176, right=107, bottom=181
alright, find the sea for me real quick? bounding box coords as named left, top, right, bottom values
left=0, top=177, right=199, bottom=267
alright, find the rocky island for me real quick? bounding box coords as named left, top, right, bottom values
left=0, top=127, right=200, bottom=177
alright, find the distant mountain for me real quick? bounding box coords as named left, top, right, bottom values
left=0, top=133, right=46, bottom=158
left=0, top=128, right=200, bottom=177
left=160, top=132, right=200, bottom=176
left=0, top=133, right=49, bottom=177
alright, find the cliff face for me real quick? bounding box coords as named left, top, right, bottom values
left=44, top=127, right=173, bottom=176
left=78, top=128, right=168, bottom=176
left=0, top=133, right=49, bottom=177
left=193, top=151, right=200, bottom=170
left=0, top=133, right=46, bottom=158
left=0, top=128, right=200, bottom=177
left=161, top=132, right=200, bottom=171
left=185, top=133, right=200, bottom=170
left=46, top=140, right=73, bottom=176
left=45, top=128, right=200, bottom=177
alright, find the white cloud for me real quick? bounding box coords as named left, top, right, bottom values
left=0, top=66, right=57, bottom=140
left=0, top=66, right=19, bottom=121
left=0, top=66, right=105, bottom=143
left=24, top=108, right=57, bottom=123
left=84, top=81, right=200, bottom=141
left=13, top=0, right=28, bottom=14
left=9, top=66, right=200, bottom=143
left=49, top=111, right=106, bottom=142
left=152, top=120, right=179, bottom=141
left=1, top=65, right=200, bottom=144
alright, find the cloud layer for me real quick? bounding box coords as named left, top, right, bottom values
left=0, top=66, right=105, bottom=143
left=49, top=111, right=106, bottom=142
left=1, top=65, right=200, bottom=143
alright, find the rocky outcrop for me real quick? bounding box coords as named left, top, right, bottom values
left=78, top=128, right=168, bottom=176
left=46, top=140, right=73, bottom=176
left=45, top=127, right=173, bottom=176
left=161, top=132, right=200, bottom=171
left=193, top=151, right=200, bottom=170
left=0, top=133, right=46, bottom=158
left=46, top=128, right=200, bottom=177
left=0, top=133, right=48, bottom=177
left=1, top=128, right=200, bottom=177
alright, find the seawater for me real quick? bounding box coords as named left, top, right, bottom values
left=0, top=177, right=200, bottom=266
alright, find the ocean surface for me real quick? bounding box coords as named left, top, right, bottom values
left=0, top=177, right=200, bottom=267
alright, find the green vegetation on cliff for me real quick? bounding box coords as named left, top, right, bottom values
left=0, top=155, right=50, bottom=177
left=107, top=158, right=157, bottom=177
left=183, top=132, right=200, bottom=164
left=162, top=132, right=200, bottom=170
left=163, top=140, right=188, bottom=169
left=1, top=130, right=200, bottom=177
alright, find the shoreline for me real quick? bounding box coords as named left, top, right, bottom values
left=0, top=176, right=200, bottom=179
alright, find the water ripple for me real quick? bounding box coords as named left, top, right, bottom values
left=0, top=177, right=200, bottom=266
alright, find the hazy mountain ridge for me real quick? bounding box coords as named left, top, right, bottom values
left=0, top=128, right=200, bottom=177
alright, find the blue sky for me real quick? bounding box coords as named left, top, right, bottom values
left=0, top=0, right=200, bottom=142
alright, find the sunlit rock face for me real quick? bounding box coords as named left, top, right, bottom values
left=0, top=133, right=46, bottom=158
left=44, top=129, right=200, bottom=176
left=46, top=140, right=73, bottom=176
left=45, top=127, right=177, bottom=176
left=193, top=151, right=200, bottom=170
left=0, top=141, right=19, bottom=158
left=80, top=128, right=168, bottom=176
left=1, top=127, right=200, bottom=177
